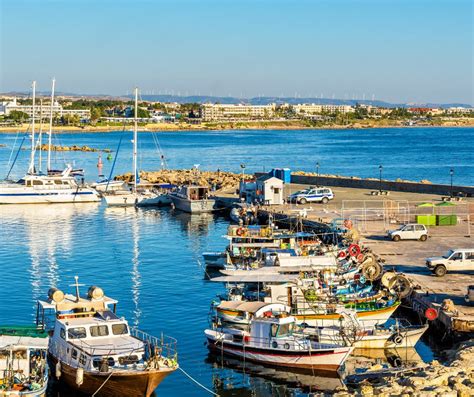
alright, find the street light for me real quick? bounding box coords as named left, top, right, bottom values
left=240, top=163, right=246, bottom=180
left=379, top=165, right=383, bottom=193
left=450, top=169, right=454, bottom=198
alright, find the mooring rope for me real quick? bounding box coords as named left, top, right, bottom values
left=178, top=366, right=219, bottom=396
left=92, top=370, right=114, bottom=397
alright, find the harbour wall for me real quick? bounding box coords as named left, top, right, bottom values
left=256, top=173, right=474, bottom=196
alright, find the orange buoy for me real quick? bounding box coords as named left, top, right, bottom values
left=338, top=251, right=347, bottom=259
left=425, top=307, right=438, bottom=321
left=357, top=253, right=365, bottom=263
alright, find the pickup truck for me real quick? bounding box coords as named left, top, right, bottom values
left=426, top=248, right=474, bottom=277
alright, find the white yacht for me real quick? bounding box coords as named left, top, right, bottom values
left=0, top=80, right=100, bottom=205
left=0, top=166, right=100, bottom=204
left=37, top=277, right=178, bottom=397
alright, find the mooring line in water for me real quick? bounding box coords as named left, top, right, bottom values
left=178, top=366, right=219, bottom=396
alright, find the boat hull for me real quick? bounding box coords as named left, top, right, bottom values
left=49, top=354, right=175, bottom=397
left=295, top=302, right=401, bottom=328
left=319, top=324, right=428, bottom=349
left=0, top=188, right=100, bottom=204
left=170, top=194, right=217, bottom=213
left=103, top=192, right=170, bottom=207
left=206, top=333, right=351, bottom=371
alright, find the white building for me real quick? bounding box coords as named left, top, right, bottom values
left=0, top=98, right=90, bottom=120
left=256, top=175, right=284, bottom=205
left=201, top=103, right=276, bottom=121
left=292, top=103, right=355, bottom=114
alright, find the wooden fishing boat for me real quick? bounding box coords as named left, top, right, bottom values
left=36, top=277, right=178, bottom=397
left=0, top=326, right=49, bottom=396
left=206, top=311, right=352, bottom=371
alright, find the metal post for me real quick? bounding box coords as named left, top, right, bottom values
left=379, top=165, right=383, bottom=193
left=450, top=169, right=454, bottom=198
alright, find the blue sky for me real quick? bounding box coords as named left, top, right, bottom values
left=0, top=0, right=472, bottom=104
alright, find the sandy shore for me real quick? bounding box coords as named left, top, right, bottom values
left=0, top=119, right=473, bottom=134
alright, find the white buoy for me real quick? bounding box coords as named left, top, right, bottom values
left=55, top=361, right=61, bottom=378
left=76, top=367, right=84, bottom=386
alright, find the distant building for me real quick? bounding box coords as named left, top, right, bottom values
left=293, top=104, right=355, bottom=114
left=0, top=98, right=90, bottom=120
left=201, top=103, right=276, bottom=121
left=446, top=107, right=474, bottom=114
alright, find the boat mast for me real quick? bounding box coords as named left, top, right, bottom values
left=28, top=80, right=36, bottom=174
left=47, top=78, right=56, bottom=172
left=38, top=98, right=43, bottom=172
left=133, top=87, right=138, bottom=195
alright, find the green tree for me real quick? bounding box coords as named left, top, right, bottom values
left=6, top=110, right=29, bottom=122
left=136, top=108, right=150, bottom=118
left=90, top=107, right=102, bottom=121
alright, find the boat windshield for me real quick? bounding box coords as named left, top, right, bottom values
left=271, top=322, right=294, bottom=338
left=112, top=323, right=128, bottom=335
left=443, top=250, right=454, bottom=259
left=68, top=327, right=87, bottom=339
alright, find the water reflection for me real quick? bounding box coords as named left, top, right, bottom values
left=0, top=203, right=99, bottom=306
left=131, top=209, right=142, bottom=327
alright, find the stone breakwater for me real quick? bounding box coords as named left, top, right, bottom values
left=292, top=171, right=433, bottom=185
left=336, top=340, right=474, bottom=397
left=116, top=169, right=241, bottom=191
left=36, top=144, right=111, bottom=152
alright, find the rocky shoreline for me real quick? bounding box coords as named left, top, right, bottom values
left=337, top=340, right=474, bottom=396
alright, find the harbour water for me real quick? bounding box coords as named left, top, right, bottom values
left=0, top=127, right=471, bottom=396
left=0, top=127, right=473, bottom=185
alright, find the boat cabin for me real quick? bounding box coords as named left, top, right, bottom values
left=175, top=185, right=211, bottom=201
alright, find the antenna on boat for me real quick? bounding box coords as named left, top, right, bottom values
left=70, top=276, right=85, bottom=302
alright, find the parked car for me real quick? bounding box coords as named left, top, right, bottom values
left=387, top=224, right=428, bottom=242
left=287, top=187, right=334, bottom=204
left=426, top=248, right=474, bottom=277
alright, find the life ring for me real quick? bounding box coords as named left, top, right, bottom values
left=425, top=308, right=438, bottom=321
left=348, top=244, right=361, bottom=257
left=304, top=288, right=318, bottom=302
left=338, top=251, right=347, bottom=259
left=236, top=227, right=245, bottom=236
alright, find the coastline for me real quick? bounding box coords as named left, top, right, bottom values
left=0, top=119, right=473, bottom=134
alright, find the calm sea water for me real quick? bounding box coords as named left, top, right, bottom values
left=0, top=127, right=473, bottom=185
left=0, top=127, right=465, bottom=396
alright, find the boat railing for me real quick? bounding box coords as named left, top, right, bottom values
left=130, top=327, right=178, bottom=360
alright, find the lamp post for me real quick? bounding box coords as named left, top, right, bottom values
left=450, top=169, right=454, bottom=198
left=379, top=165, right=383, bottom=193
left=240, top=163, right=246, bottom=180
left=316, top=162, right=320, bottom=187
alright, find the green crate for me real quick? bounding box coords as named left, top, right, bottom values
left=436, top=215, right=457, bottom=226
left=416, top=215, right=436, bottom=226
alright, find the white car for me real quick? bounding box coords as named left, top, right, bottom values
left=426, top=249, right=474, bottom=277
left=287, top=187, right=334, bottom=204
left=387, top=224, right=428, bottom=242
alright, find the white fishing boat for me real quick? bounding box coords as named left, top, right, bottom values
left=0, top=326, right=49, bottom=396
left=0, top=81, right=100, bottom=205
left=103, top=88, right=169, bottom=207
left=309, top=318, right=428, bottom=349
left=205, top=310, right=353, bottom=371
left=36, top=277, right=178, bottom=397
left=169, top=185, right=217, bottom=213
